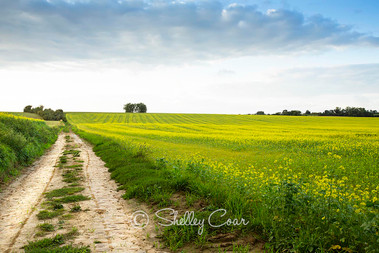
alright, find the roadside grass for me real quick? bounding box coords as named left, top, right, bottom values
left=23, top=228, right=90, bottom=253
left=45, top=187, right=84, bottom=199
left=63, top=149, right=81, bottom=157
left=50, top=194, right=90, bottom=204
left=0, top=113, right=59, bottom=184
left=38, top=223, right=55, bottom=232
left=37, top=210, right=64, bottom=220
left=62, top=170, right=82, bottom=183
left=59, top=155, right=68, bottom=164
left=64, top=165, right=83, bottom=169
left=70, top=205, right=82, bottom=212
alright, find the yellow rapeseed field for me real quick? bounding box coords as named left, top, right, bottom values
left=68, top=113, right=378, bottom=211
left=68, top=113, right=379, bottom=251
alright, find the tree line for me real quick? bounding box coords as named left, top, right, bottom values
left=123, top=103, right=147, bottom=113
left=24, top=105, right=67, bottom=121
left=253, top=107, right=378, bottom=117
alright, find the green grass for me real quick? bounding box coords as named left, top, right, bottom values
left=38, top=223, right=55, bottom=232
left=23, top=228, right=89, bottom=253
left=45, top=121, right=64, bottom=128
left=0, top=113, right=58, bottom=184
left=49, top=195, right=90, bottom=204
left=64, top=165, right=83, bottom=169
left=45, top=187, right=84, bottom=199
left=59, top=155, right=68, bottom=164
left=37, top=210, right=64, bottom=220
left=7, top=112, right=43, bottom=120
left=70, top=205, right=82, bottom=212
left=62, top=170, right=81, bottom=183
left=63, top=149, right=81, bottom=157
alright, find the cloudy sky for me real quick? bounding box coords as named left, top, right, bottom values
left=1, top=0, right=378, bottom=114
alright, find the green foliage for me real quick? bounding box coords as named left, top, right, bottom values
left=256, top=111, right=265, bottom=115
left=23, top=232, right=90, bottom=253
left=24, top=245, right=90, bottom=253
left=51, top=194, right=89, bottom=204
left=0, top=113, right=58, bottom=183
left=70, top=205, right=82, bottom=212
left=62, top=170, right=81, bottom=183
left=24, top=234, right=65, bottom=250
left=45, top=187, right=85, bottom=199
left=38, top=223, right=55, bottom=232
left=63, top=149, right=81, bottom=157
left=23, top=105, right=67, bottom=121
left=37, top=210, right=64, bottom=220
left=123, top=102, right=147, bottom=113
left=322, top=106, right=377, bottom=117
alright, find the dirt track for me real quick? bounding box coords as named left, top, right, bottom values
left=0, top=132, right=158, bottom=252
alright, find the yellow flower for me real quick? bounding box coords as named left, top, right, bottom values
left=330, top=245, right=341, bottom=250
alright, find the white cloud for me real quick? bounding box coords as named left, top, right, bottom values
left=266, top=8, right=276, bottom=15
left=0, top=0, right=378, bottom=65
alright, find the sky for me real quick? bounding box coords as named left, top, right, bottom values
left=0, top=0, right=378, bottom=114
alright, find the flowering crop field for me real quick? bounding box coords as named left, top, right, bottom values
left=68, top=112, right=379, bottom=251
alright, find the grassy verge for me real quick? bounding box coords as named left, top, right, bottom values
left=0, top=113, right=59, bottom=184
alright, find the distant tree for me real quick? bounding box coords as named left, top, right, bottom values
left=137, top=103, right=147, bottom=113
left=124, top=103, right=135, bottom=113
left=333, top=107, right=342, bottom=116
left=323, top=110, right=332, bottom=116
left=54, top=109, right=66, bottom=121
left=290, top=110, right=301, bottom=116
left=41, top=108, right=55, bottom=120
left=305, top=110, right=311, bottom=115
left=23, top=105, right=66, bottom=121
left=23, top=105, right=33, bottom=113
left=321, top=107, right=375, bottom=117
left=33, top=105, right=44, bottom=116
left=124, top=103, right=147, bottom=113
left=281, top=110, right=289, bottom=115
left=256, top=111, right=265, bottom=115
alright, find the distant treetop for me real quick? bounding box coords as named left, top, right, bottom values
left=269, top=107, right=377, bottom=117
left=123, top=103, right=147, bottom=113
left=24, top=105, right=66, bottom=121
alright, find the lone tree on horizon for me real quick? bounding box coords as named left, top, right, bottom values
left=124, top=103, right=147, bottom=113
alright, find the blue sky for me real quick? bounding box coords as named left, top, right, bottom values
left=0, top=0, right=378, bottom=113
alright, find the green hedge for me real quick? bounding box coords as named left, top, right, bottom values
left=0, top=113, right=59, bottom=183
